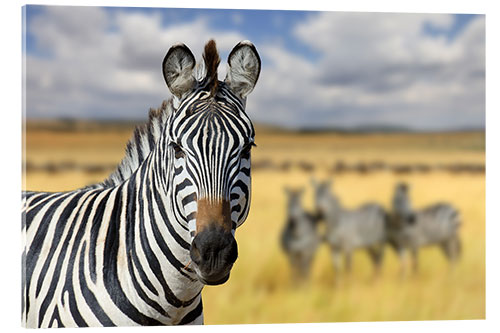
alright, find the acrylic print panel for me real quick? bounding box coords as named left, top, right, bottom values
left=22, top=4, right=485, bottom=327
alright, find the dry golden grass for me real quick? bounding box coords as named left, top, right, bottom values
left=23, top=122, right=485, bottom=324
left=202, top=170, right=484, bottom=323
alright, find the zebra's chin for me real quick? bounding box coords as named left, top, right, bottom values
left=190, top=261, right=233, bottom=286
left=198, top=272, right=231, bottom=286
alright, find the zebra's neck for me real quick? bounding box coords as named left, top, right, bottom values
left=289, top=205, right=308, bottom=220
left=111, top=132, right=203, bottom=319
left=325, top=195, right=343, bottom=222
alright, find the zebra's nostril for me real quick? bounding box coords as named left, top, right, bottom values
left=190, top=239, right=202, bottom=265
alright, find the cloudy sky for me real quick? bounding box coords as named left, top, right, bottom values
left=23, top=5, right=485, bottom=130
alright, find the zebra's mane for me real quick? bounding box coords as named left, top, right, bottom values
left=93, top=99, right=173, bottom=189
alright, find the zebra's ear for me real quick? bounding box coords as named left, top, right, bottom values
left=225, top=41, right=261, bottom=98
left=163, top=43, right=196, bottom=98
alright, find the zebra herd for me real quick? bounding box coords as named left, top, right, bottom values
left=22, top=40, right=261, bottom=327
left=281, top=179, right=462, bottom=282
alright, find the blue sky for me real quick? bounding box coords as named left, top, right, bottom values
left=23, top=5, right=485, bottom=130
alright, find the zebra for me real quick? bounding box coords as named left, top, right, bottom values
left=311, top=179, right=386, bottom=276
left=21, top=39, right=261, bottom=327
left=280, top=187, right=321, bottom=283
left=388, top=182, right=461, bottom=274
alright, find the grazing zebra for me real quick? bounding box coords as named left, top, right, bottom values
left=21, top=40, right=261, bottom=327
left=388, top=182, right=461, bottom=274
left=312, top=179, right=386, bottom=276
left=280, top=187, right=320, bottom=283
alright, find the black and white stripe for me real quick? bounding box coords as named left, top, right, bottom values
left=312, top=179, right=386, bottom=275
left=280, top=187, right=321, bottom=282
left=22, top=40, right=261, bottom=327
left=388, top=182, right=461, bottom=273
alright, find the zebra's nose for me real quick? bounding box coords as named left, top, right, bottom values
left=190, top=225, right=238, bottom=285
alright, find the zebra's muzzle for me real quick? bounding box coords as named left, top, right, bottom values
left=189, top=225, right=238, bottom=285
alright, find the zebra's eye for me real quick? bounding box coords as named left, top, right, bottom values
left=170, top=142, right=185, bottom=159
left=241, top=142, right=256, bottom=157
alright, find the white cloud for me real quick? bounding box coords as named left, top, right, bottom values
left=248, top=12, right=485, bottom=129
left=25, top=8, right=485, bottom=130
left=26, top=6, right=246, bottom=119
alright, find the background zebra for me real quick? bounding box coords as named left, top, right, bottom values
left=312, top=179, right=386, bottom=276
left=280, top=187, right=321, bottom=283
left=388, top=182, right=462, bottom=274
left=21, top=39, right=261, bottom=327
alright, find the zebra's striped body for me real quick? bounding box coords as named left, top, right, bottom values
left=312, top=180, right=386, bottom=275
left=280, top=188, right=320, bottom=282
left=22, top=40, right=261, bottom=327
left=388, top=183, right=461, bottom=273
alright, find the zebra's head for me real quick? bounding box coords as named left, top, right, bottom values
left=162, top=40, right=260, bottom=285
left=391, top=182, right=415, bottom=228
left=311, top=179, right=335, bottom=220
left=392, top=182, right=412, bottom=215
left=283, top=186, right=306, bottom=217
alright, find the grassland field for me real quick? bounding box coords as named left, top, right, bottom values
left=23, top=121, right=485, bottom=324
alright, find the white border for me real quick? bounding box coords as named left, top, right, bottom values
left=2, top=1, right=497, bottom=332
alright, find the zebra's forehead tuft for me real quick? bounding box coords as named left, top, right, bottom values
left=202, top=40, right=220, bottom=97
